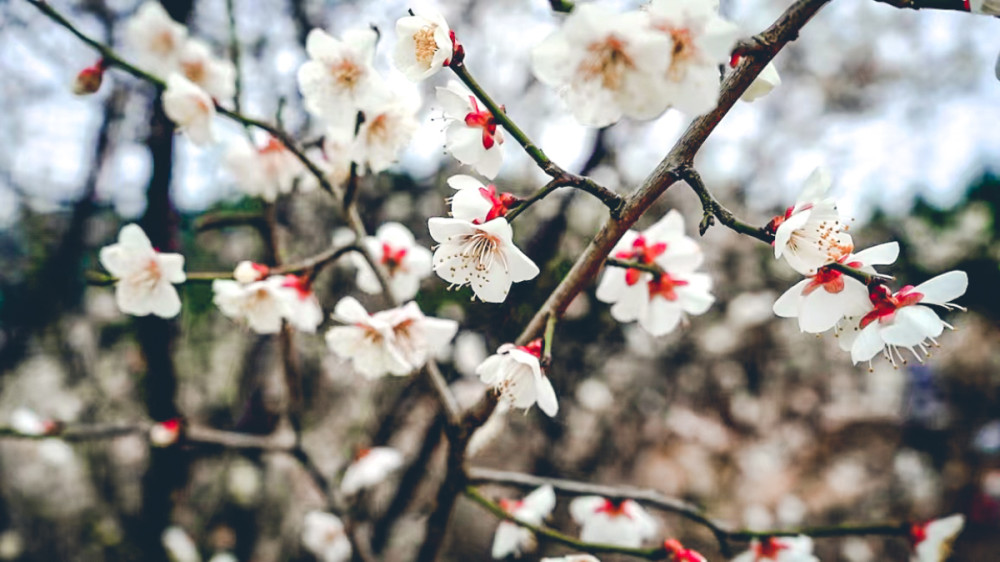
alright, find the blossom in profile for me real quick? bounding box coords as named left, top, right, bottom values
left=646, top=0, right=740, bottom=116
left=161, top=526, right=199, bottom=562
left=298, top=28, right=385, bottom=128
left=436, top=81, right=504, bottom=178
left=427, top=216, right=538, bottom=303
left=149, top=418, right=182, bottom=447
left=394, top=8, right=454, bottom=82
left=302, top=511, right=351, bottom=562
left=352, top=222, right=432, bottom=301
left=124, top=2, right=188, bottom=76
left=741, top=61, right=782, bottom=102
left=731, top=535, right=818, bottom=562
left=99, top=224, right=186, bottom=318
left=569, top=496, right=657, bottom=548
left=446, top=175, right=519, bottom=224
left=340, top=447, right=404, bottom=495
left=768, top=167, right=853, bottom=275
left=178, top=38, right=236, bottom=101
left=325, top=297, right=457, bottom=378
left=596, top=210, right=713, bottom=336
left=773, top=242, right=898, bottom=334
left=233, top=261, right=269, bottom=284
left=492, top=485, right=556, bottom=559
left=163, top=74, right=217, bottom=146
left=223, top=136, right=304, bottom=202
left=531, top=4, right=674, bottom=127
left=910, top=514, right=964, bottom=562
left=10, top=407, right=57, bottom=436
left=476, top=340, right=558, bottom=417
left=840, top=271, right=967, bottom=367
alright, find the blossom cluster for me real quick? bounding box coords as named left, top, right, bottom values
left=769, top=169, right=968, bottom=368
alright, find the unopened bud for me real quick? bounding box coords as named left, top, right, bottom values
left=234, top=261, right=269, bottom=284
left=73, top=60, right=106, bottom=96
left=149, top=418, right=182, bottom=447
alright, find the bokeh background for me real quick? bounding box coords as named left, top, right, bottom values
left=1, top=0, right=999, bottom=560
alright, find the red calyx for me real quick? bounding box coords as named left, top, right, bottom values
left=260, top=136, right=285, bottom=154
left=730, top=53, right=742, bottom=68
left=444, top=30, right=464, bottom=66
left=464, top=96, right=500, bottom=150
left=764, top=205, right=796, bottom=236
left=282, top=274, right=313, bottom=300
left=595, top=498, right=632, bottom=519
left=517, top=338, right=543, bottom=359
left=648, top=272, right=689, bottom=301
left=472, top=184, right=520, bottom=224
left=802, top=258, right=861, bottom=296
left=499, top=498, right=524, bottom=514
left=909, top=521, right=928, bottom=545
left=380, top=243, right=408, bottom=274
left=663, top=539, right=704, bottom=562
left=858, top=283, right=924, bottom=329
left=753, top=537, right=789, bottom=559
left=614, top=235, right=669, bottom=286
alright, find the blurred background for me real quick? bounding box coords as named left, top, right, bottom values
left=1, top=0, right=999, bottom=560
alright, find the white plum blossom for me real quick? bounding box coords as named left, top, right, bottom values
left=161, top=526, right=199, bottom=562
left=352, top=92, right=420, bottom=173
left=646, top=0, right=740, bottom=116
left=427, top=217, right=539, bottom=303
left=223, top=136, right=304, bottom=202
left=99, top=224, right=186, bottom=318
left=542, top=557, right=600, bottom=562
left=269, top=274, right=324, bottom=333
left=162, top=74, right=217, bottom=146
left=492, top=485, right=556, bottom=559
left=446, top=175, right=519, bottom=224
left=910, top=514, right=964, bottom=562
left=742, top=62, right=782, bottom=102
left=969, top=0, right=1000, bottom=15
left=352, top=222, right=432, bottom=301
left=297, top=28, right=384, bottom=128
left=531, top=4, right=674, bottom=127
left=569, top=496, right=658, bottom=548
left=302, top=511, right=351, bottom=562
left=436, top=80, right=504, bottom=178
left=769, top=168, right=854, bottom=275
left=476, top=340, right=558, bottom=417
left=394, top=8, right=454, bottom=82
left=596, top=210, right=714, bottom=336
left=212, top=277, right=285, bottom=334
left=124, top=2, right=187, bottom=76
left=177, top=39, right=236, bottom=101
left=340, top=447, right=404, bottom=495
left=839, top=271, right=967, bottom=367
left=773, top=242, right=899, bottom=334
left=731, top=535, right=819, bottom=562
left=325, top=297, right=458, bottom=379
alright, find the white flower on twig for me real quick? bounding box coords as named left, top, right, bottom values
left=436, top=80, right=504, bottom=178
left=302, top=511, right=351, bottom=562
left=768, top=168, right=853, bottom=275
left=476, top=340, right=558, bottom=417
left=163, top=74, right=217, bottom=146
left=394, top=8, right=454, bottom=82
left=910, top=514, right=964, bottom=562
left=99, top=224, right=186, bottom=318
left=298, top=28, right=384, bottom=128
left=178, top=38, right=236, bottom=101
left=731, top=535, right=818, bottom=562
left=340, top=447, right=404, bottom=495
left=224, top=136, right=304, bottom=202
left=491, top=485, right=556, bottom=559
left=569, top=496, right=657, bottom=548
left=352, top=222, right=432, bottom=301
left=125, top=2, right=187, bottom=77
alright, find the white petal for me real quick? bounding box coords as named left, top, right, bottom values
left=332, top=296, right=370, bottom=324
left=913, top=270, right=968, bottom=306
left=851, top=323, right=884, bottom=364
left=773, top=279, right=809, bottom=318
left=640, top=297, right=682, bottom=336
left=852, top=241, right=899, bottom=266
left=881, top=305, right=944, bottom=346
left=534, top=373, right=559, bottom=417
left=521, top=485, right=556, bottom=518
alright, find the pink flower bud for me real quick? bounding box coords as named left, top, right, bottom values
left=149, top=418, right=182, bottom=447
left=73, top=60, right=106, bottom=96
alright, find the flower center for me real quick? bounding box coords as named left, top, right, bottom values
left=413, top=25, right=439, bottom=65
left=858, top=283, right=924, bottom=329
left=381, top=243, right=409, bottom=274
left=666, top=27, right=697, bottom=81
left=331, top=58, right=363, bottom=90
left=181, top=59, right=206, bottom=85
left=457, top=230, right=505, bottom=273
left=614, top=235, right=668, bottom=286
left=152, top=30, right=176, bottom=55
left=581, top=35, right=633, bottom=90
left=364, top=113, right=390, bottom=143
left=464, top=96, right=500, bottom=150
left=753, top=537, right=788, bottom=560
